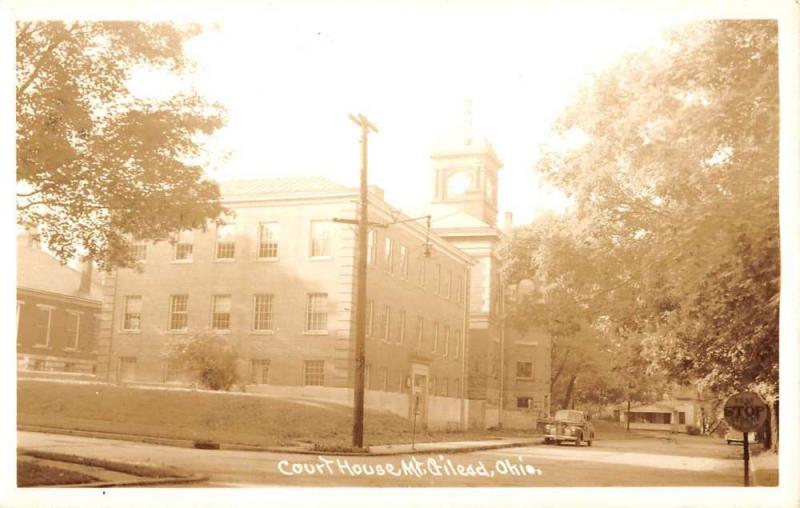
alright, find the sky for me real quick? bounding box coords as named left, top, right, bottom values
left=127, top=5, right=686, bottom=226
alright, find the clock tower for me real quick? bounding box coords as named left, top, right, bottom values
left=430, top=109, right=503, bottom=226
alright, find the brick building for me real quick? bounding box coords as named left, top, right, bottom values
left=17, top=233, right=100, bottom=376
left=96, top=177, right=474, bottom=429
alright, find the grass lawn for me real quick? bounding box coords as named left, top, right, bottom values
left=18, top=380, right=537, bottom=448
left=17, top=459, right=97, bottom=487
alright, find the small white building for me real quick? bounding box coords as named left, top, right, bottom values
left=615, top=397, right=714, bottom=433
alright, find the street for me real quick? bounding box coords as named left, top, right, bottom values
left=17, top=431, right=743, bottom=487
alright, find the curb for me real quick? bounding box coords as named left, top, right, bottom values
left=19, top=424, right=542, bottom=457
left=19, top=448, right=208, bottom=488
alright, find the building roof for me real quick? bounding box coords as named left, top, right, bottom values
left=17, top=235, right=101, bottom=302
left=428, top=204, right=496, bottom=230
left=430, top=124, right=502, bottom=167
left=623, top=402, right=691, bottom=413
left=219, top=177, right=350, bottom=197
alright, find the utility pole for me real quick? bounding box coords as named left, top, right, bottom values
left=349, top=113, right=378, bottom=449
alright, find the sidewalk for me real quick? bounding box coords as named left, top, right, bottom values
left=19, top=424, right=542, bottom=456
left=750, top=451, right=779, bottom=486
left=348, top=437, right=541, bottom=456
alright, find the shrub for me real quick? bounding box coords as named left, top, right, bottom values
left=168, top=333, right=239, bottom=391
left=686, top=425, right=701, bottom=436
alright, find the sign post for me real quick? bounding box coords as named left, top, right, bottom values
left=724, top=391, right=768, bottom=487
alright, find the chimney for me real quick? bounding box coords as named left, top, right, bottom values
left=79, top=259, right=93, bottom=295
left=22, top=227, right=40, bottom=249
left=502, top=211, right=514, bottom=236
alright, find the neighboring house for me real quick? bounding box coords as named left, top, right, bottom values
left=615, top=385, right=715, bottom=433
left=17, top=233, right=100, bottom=375
left=95, top=177, right=474, bottom=430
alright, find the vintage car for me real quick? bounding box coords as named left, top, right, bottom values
left=543, top=409, right=595, bottom=446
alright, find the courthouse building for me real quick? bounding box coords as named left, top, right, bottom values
left=94, top=114, right=551, bottom=430
left=96, top=177, right=474, bottom=429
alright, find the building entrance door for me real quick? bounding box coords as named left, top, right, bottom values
left=410, top=363, right=429, bottom=428
left=412, top=374, right=428, bottom=428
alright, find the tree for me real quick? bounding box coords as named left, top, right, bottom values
left=17, top=21, right=226, bottom=270
left=506, top=213, right=666, bottom=411
left=516, top=20, right=778, bottom=442
left=168, top=333, right=239, bottom=391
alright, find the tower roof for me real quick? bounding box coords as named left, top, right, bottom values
left=431, top=125, right=501, bottom=163
left=429, top=99, right=502, bottom=164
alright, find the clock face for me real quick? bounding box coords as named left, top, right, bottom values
left=447, top=172, right=472, bottom=196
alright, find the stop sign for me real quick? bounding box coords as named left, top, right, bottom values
left=724, top=391, right=768, bottom=432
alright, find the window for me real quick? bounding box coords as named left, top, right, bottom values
left=367, top=230, right=377, bottom=265
left=430, top=377, right=437, bottom=395
left=305, top=293, right=328, bottom=332
left=455, top=276, right=463, bottom=303
left=35, top=305, right=53, bottom=346
left=516, top=361, right=533, bottom=379
left=365, top=364, right=371, bottom=390
left=444, top=269, right=452, bottom=299
left=310, top=220, right=332, bottom=257
left=65, top=311, right=81, bottom=349
left=251, top=359, right=270, bottom=384
left=416, top=316, right=424, bottom=349
left=130, top=242, right=147, bottom=262
left=118, top=356, right=137, bottom=382
left=258, top=222, right=280, bottom=259
left=417, top=259, right=426, bottom=287
left=454, top=329, right=462, bottom=359
left=454, top=378, right=461, bottom=398
left=211, top=295, right=231, bottom=330
left=433, top=264, right=441, bottom=295
left=366, top=300, right=374, bottom=338
left=399, top=245, right=408, bottom=279
left=174, top=230, right=193, bottom=261
left=384, top=237, right=393, bottom=272
left=123, top=296, right=142, bottom=331
left=442, top=378, right=449, bottom=396
left=432, top=322, right=439, bottom=352
left=169, top=295, right=189, bottom=331
left=216, top=223, right=236, bottom=259
left=382, top=304, right=391, bottom=341
left=381, top=367, right=388, bottom=391
left=679, top=412, right=686, bottom=425
left=253, top=294, right=274, bottom=331
left=164, top=360, right=186, bottom=383
left=398, top=310, right=406, bottom=344
left=443, top=326, right=450, bottom=357
left=517, top=397, right=533, bottom=409
left=304, top=360, right=325, bottom=386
